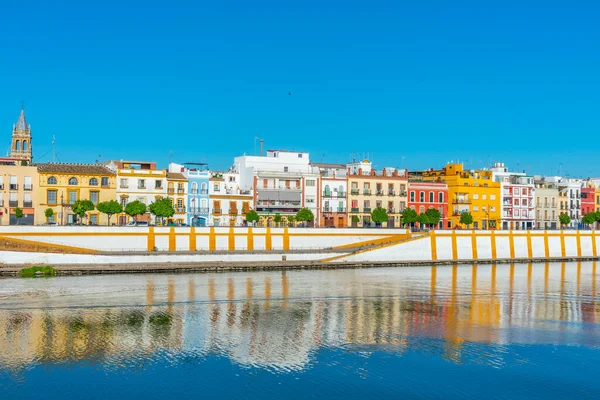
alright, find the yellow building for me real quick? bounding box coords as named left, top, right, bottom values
left=417, top=164, right=501, bottom=229
left=0, top=162, right=39, bottom=225
left=36, top=164, right=117, bottom=225
left=166, top=171, right=187, bottom=225
left=596, top=186, right=600, bottom=212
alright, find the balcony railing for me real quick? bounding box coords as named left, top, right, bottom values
left=190, top=189, right=198, bottom=194
left=453, top=199, right=471, bottom=204
left=376, top=190, right=384, bottom=196
left=176, top=206, right=186, bottom=213
left=9, top=200, right=18, bottom=207
left=23, top=184, right=33, bottom=191
left=337, top=207, right=346, bottom=212
left=201, top=189, right=208, bottom=195
left=229, top=209, right=238, bottom=215
left=387, top=208, right=395, bottom=214
left=337, top=192, right=346, bottom=198
left=388, top=191, right=395, bottom=196
left=120, top=183, right=129, bottom=188
left=399, top=191, right=407, bottom=196
left=242, top=209, right=250, bottom=214
left=23, top=201, right=32, bottom=207
left=323, top=192, right=333, bottom=198
left=213, top=208, right=222, bottom=215
left=351, top=189, right=360, bottom=195
left=167, top=188, right=175, bottom=194
left=363, top=190, right=371, bottom=195
left=177, top=189, right=185, bottom=194
left=363, top=207, right=371, bottom=213
left=199, top=208, right=209, bottom=214
left=9, top=184, right=18, bottom=190
left=323, top=207, right=333, bottom=213
left=138, top=184, right=146, bottom=189
left=351, top=207, right=360, bottom=212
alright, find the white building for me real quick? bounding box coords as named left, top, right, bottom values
left=490, top=162, right=535, bottom=230
left=234, top=150, right=318, bottom=226
left=208, top=169, right=253, bottom=227
left=167, top=163, right=189, bottom=225
left=558, top=178, right=583, bottom=228
left=105, top=160, right=167, bottom=225
left=313, top=163, right=347, bottom=228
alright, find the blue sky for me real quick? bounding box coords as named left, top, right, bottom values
left=1, top=1, right=599, bottom=176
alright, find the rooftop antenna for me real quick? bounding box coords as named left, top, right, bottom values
left=52, top=136, right=56, bottom=162
left=254, top=136, right=259, bottom=156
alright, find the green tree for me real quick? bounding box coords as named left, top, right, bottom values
left=559, top=212, right=571, bottom=228
left=371, top=206, right=388, bottom=227
left=245, top=210, right=259, bottom=226
left=125, top=200, right=147, bottom=221
left=351, top=215, right=360, bottom=226
left=582, top=212, right=598, bottom=227
left=425, top=208, right=441, bottom=229
left=44, top=208, right=54, bottom=220
left=14, top=207, right=24, bottom=225
left=400, top=208, right=418, bottom=227
left=296, top=208, right=314, bottom=226
left=273, top=213, right=282, bottom=225
left=417, top=213, right=430, bottom=229
left=148, top=198, right=175, bottom=225
left=96, top=200, right=123, bottom=225
left=459, top=211, right=473, bottom=228
left=72, top=200, right=95, bottom=225
left=287, top=215, right=296, bottom=226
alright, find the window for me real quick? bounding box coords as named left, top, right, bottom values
left=47, top=190, right=57, bottom=205
left=48, top=176, right=57, bottom=185
left=482, top=206, right=487, bottom=212
left=155, top=180, right=163, bottom=189
left=90, top=191, right=99, bottom=205
left=482, top=194, right=487, bottom=200
left=473, top=194, right=479, bottom=200
left=89, top=178, right=98, bottom=186
left=410, top=191, right=415, bottom=202
left=438, top=192, right=444, bottom=203
left=120, top=178, right=128, bottom=188
left=399, top=201, right=406, bottom=211
left=514, top=188, right=520, bottom=195
left=364, top=200, right=370, bottom=208
left=429, top=192, right=434, bottom=203
left=68, top=177, right=78, bottom=185
left=306, top=197, right=315, bottom=203
left=298, top=153, right=303, bottom=158
left=419, top=192, right=425, bottom=202
left=419, top=206, right=425, bottom=214
left=138, top=179, right=146, bottom=189
left=214, top=183, right=220, bottom=191
left=101, top=177, right=109, bottom=186
left=306, top=180, right=315, bottom=187
left=177, top=199, right=183, bottom=208
left=514, top=199, right=520, bottom=206
left=490, top=195, right=496, bottom=200
left=284, top=167, right=289, bottom=172
left=68, top=190, right=77, bottom=204
left=473, top=206, right=479, bottom=212
left=90, top=214, right=98, bottom=225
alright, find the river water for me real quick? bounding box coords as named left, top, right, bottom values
left=1, top=262, right=599, bottom=399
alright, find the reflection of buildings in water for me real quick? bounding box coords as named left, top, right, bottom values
left=2, top=261, right=600, bottom=374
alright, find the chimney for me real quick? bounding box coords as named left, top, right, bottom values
left=260, top=139, right=264, bottom=156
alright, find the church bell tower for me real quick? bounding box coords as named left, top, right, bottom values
left=11, top=106, right=32, bottom=164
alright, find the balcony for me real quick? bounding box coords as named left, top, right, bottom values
left=399, top=191, right=407, bottom=197
left=201, top=189, right=208, bottom=195
left=0, top=200, right=3, bottom=206
left=351, top=189, right=360, bottom=195
left=23, top=201, right=32, bottom=207
left=213, top=208, right=222, bottom=215
left=387, top=208, right=395, bottom=214
left=138, top=184, right=146, bottom=189
left=229, top=209, right=239, bottom=215
left=23, top=184, right=33, bottom=191
left=453, top=198, right=471, bottom=204
left=154, top=185, right=163, bottom=190
left=0, top=184, right=3, bottom=190
left=175, top=206, right=186, bottom=213
left=167, top=188, right=175, bottom=194
left=323, top=192, right=333, bottom=198
left=323, top=207, right=333, bottom=213
left=199, top=207, right=209, bottom=214
left=351, top=207, right=360, bottom=213
left=9, top=200, right=18, bottom=207
left=363, top=207, right=371, bottom=213
left=388, top=191, right=395, bottom=196
left=177, top=189, right=185, bottom=194
left=9, top=184, right=18, bottom=191
left=120, top=183, right=129, bottom=189
left=337, top=207, right=346, bottom=213
left=190, top=189, right=198, bottom=194
left=242, top=209, right=250, bottom=214
left=376, top=190, right=384, bottom=196
left=363, top=190, right=371, bottom=195
left=337, top=192, right=346, bottom=198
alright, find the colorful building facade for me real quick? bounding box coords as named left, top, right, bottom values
left=209, top=171, right=252, bottom=226
left=0, top=162, right=38, bottom=225
left=347, top=160, right=408, bottom=228
left=184, top=163, right=210, bottom=227
left=314, top=163, right=347, bottom=228
left=581, top=185, right=596, bottom=216
left=533, top=179, right=559, bottom=229
left=37, top=164, right=116, bottom=225
left=407, top=181, right=448, bottom=229
left=166, top=169, right=188, bottom=225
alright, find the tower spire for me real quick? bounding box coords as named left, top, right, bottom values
left=11, top=105, right=32, bottom=164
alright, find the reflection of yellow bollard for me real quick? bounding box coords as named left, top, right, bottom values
left=282, top=255, right=287, bottom=261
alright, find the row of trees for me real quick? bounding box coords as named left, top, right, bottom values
left=244, top=208, right=315, bottom=226
left=44, top=198, right=176, bottom=225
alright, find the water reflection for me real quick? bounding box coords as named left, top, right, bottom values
left=1, top=262, right=600, bottom=375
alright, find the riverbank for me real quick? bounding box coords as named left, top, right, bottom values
left=1, top=254, right=598, bottom=276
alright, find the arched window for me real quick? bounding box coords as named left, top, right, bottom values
left=47, top=176, right=57, bottom=184
left=429, top=192, right=434, bottom=203
left=177, top=199, right=183, bottom=208
left=23, top=141, right=28, bottom=151
left=419, top=191, right=425, bottom=202
left=15, top=140, right=20, bottom=151
left=324, top=185, right=331, bottom=196
left=200, top=198, right=208, bottom=208
left=438, top=192, right=444, bottom=203
left=201, top=182, right=207, bottom=194
left=89, top=178, right=98, bottom=186
left=68, top=177, right=78, bottom=185
left=419, top=206, right=425, bottom=214
left=192, top=182, right=198, bottom=193
left=339, top=185, right=344, bottom=195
